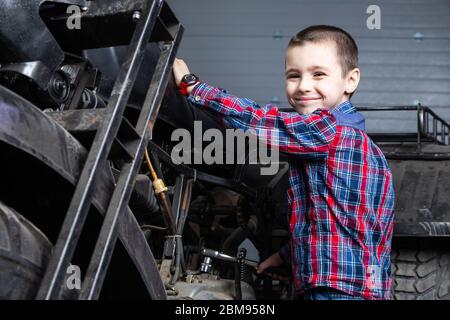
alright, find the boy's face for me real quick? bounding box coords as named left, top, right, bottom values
left=285, top=40, right=359, bottom=115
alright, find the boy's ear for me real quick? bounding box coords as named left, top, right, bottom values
left=345, top=68, right=360, bottom=96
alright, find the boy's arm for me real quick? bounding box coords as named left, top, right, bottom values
left=188, top=82, right=337, bottom=158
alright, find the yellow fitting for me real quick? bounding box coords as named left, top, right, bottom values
left=153, top=178, right=168, bottom=194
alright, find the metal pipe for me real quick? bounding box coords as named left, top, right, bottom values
left=417, top=107, right=423, bottom=152
left=144, top=148, right=158, bottom=181
left=201, top=248, right=258, bottom=268
left=144, top=148, right=176, bottom=234
left=357, top=106, right=419, bottom=111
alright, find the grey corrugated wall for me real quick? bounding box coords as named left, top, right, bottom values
left=166, top=0, right=450, bottom=132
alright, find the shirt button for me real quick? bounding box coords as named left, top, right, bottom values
left=195, top=95, right=201, bottom=102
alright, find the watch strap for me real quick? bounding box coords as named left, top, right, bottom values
left=179, top=74, right=200, bottom=96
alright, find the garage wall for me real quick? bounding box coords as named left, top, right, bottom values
left=166, top=0, right=450, bottom=132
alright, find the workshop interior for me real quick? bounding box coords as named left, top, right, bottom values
left=0, top=0, right=449, bottom=300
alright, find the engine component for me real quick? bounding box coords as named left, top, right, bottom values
left=129, top=174, right=159, bottom=216
left=48, top=70, right=70, bottom=103
left=78, top=89, right=106, bottom=109
left=201, top=248, right=259, bottom=268
left=169, top=273, right=256, bottom=300
left=200, top=256, right=213, bottom=274
left=144, top=148, right=176, bottom=234
left=234, top=248, right=247, bottom=300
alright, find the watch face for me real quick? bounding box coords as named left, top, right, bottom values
left=183, top=74, right=198, bottom=85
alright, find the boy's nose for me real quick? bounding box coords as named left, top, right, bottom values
left=297, top=77, right=313, bottom=93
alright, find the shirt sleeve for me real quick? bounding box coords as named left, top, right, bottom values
left=187, top=82, right=336, bottom=159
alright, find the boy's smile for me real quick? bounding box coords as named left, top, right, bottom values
left=285, top=40, right=360, bottom=115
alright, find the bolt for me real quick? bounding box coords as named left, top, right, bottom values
left=132, top=11, right=141, bottom=22
left=56, top=81, right=67, bottom=90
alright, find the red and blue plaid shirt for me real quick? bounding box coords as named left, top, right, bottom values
left=188, top=82, right=395, bottom=300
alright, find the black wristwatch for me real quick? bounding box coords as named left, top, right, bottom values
left=179, top=73, right=200, bottom=96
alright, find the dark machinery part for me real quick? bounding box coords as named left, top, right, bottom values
left=48, top=70, right=71, bottom=103
left=37, top=0, right=182, bottom=300
left=0, top=80, right=165, bottom=300
left=0, top=0, right=104, bottom=110
left=0, top=0, right=183, bottom=300
left=78, top=89, right=107, bottom=109
left=0, top=0, right=85, bottom=88
left=235, top=248, right=247, bottom=300
left=144, top=148, right=176, bottom=234
left=201, top=248, right=258, bottom=268
left=200, top=256, right=213, bottom=273
left=129, top=174, right=160, bottom=216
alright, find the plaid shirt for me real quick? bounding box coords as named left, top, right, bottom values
left=188, top=82, right=395, bottom=300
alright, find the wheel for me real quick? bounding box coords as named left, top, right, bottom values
left=0, top=201, right=52, bottom=299
left=391, top=238, right=450, bottom=300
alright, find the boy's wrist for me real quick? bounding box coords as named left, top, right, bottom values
left=179, top=73, right=200, bottom=96
left=185, top=81, right=200, bottom=96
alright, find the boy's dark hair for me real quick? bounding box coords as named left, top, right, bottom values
left=288, top=25, right=359, bottom=79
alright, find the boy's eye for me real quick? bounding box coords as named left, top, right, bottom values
left=288, top=74, right=299, bottom=79
left=314, top=72, right=326, bottom=77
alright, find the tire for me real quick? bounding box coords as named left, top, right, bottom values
left=391, top=238, right=450, bottom=300
left=0, top=201, right=52, bottom=299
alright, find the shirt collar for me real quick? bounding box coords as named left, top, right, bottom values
left=331, top=100, right=356, bottom=114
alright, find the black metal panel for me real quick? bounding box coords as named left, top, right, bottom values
left=0, top=0, right=86, bottom=87
left=42, top=0, right=178, bottom=52
left=83, top=44, right=212, bottom=132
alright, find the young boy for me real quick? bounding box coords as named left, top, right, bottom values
left=172, top=25, right=395, bottom=300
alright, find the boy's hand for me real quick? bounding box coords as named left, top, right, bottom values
left=173, top=58, right=195, bottom=94
left=257, top=252, right=283, bottom=273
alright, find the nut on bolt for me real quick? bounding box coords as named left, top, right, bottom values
left=132, top=11, right=141, bottom=22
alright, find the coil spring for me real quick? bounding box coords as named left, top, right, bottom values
left=239, top=249, right=246, bottom=282
left=235, top=248, right=247, bottom=299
